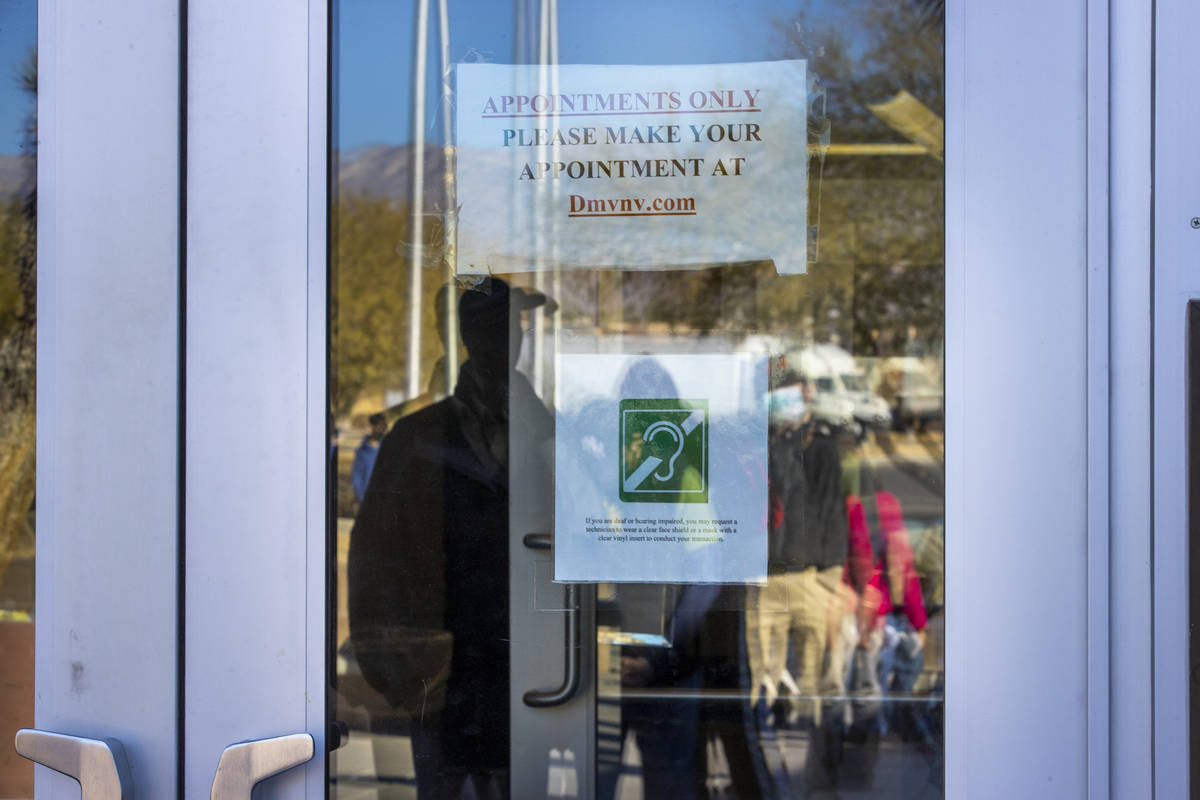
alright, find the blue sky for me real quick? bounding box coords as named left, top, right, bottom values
left=0, top=0, right=35, bottom=155
left=0, top=0, right=863, bottom=154
left=336, top=0, right=824, bottom=151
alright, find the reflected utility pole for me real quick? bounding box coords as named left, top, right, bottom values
left=531, top=0, right=560, bottom=401
left=407, top=0, right=430, bottom=399
left=439, top=0, right=458, bottom=394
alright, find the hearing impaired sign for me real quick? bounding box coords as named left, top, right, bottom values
left=618, top=399, right=708, bottom=504
left=554, top=354, right=767, bottom=583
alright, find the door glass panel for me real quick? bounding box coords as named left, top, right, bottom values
left=331, top=1, right=944, bottom=797
left=0, top=4, right=36, bottom=797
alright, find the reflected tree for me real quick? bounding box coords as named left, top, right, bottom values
left=768, top=0, right=945, bottom=357
left=0, top=49, right=36, bottom=589
left=332, top=195, right=456, bottom=417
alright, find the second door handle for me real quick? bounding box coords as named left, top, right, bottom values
left=210, top=733, right=314, bottom=800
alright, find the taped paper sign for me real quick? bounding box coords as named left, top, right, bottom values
left=554, top=353, right=768, bottom=583
left=455, top=61, right=808, bottom=275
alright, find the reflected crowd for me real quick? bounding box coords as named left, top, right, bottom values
left=337, top=277, right=944, bottom=799
left=596, top=364, right=943, bottom=799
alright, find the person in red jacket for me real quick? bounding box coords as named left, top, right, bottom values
left=844, top=489, right=928, bottom=732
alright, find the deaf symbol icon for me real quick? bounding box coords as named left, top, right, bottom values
left=642, top=420, right=685, bottom=482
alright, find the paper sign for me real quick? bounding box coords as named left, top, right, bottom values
left=455, top=61, right=808, bottom=275
left=554, top=353, right=768, bottom=583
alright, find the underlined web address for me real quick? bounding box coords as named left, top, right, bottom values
left=568, top=194, right=697, bottom=217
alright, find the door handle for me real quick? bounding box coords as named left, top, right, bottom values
left=210, top=733, right=313, bottom=800
left=522, top=533, right=581, bottom=707
left=14, top=728, right=133, bottom=800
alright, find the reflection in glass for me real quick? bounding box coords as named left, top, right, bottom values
left=0, top=7, right=36, bottom=796
left=348, top=278, right=553, bottom=798
left=331, top=1, right=943, bottom=797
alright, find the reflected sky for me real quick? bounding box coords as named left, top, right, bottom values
left=0, top=0, right=899, bottom=154
left=0, top=0, right=36, bottom=155
left=337, top=0, right=862, bottom=151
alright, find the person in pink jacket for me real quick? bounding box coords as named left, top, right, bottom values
left=844, top=490, right=928, bottom=731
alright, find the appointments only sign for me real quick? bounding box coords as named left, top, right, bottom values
left=554, top=354, right=768, bottom=583
left=455, top=61, right=808, bottom=274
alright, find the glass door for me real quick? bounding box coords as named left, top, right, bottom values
left=329, top=2, right=946, bottom=797
left=28, top=1, right=1105, bottom=799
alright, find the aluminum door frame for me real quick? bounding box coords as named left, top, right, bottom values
left=946, top=0, right=1099, bottom=797
left=183, top=0, right=327, bottom=797
left=1153, top=0, right=1200, bottom=795
left=35, top=1, right=182, bottom=798
left=1110, top=0, right=1156, bottom=796
left=180, top=2, right=1118, bottom=800
left=34, top=1, right=1145, bottom=799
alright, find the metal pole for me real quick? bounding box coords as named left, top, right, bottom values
left=438, top=0, right=458, bottom=395
left=548, top=0, right=562, bottom=408
left=531, top=0, right=559, bottom=398
left=407, top=0, right=430, bottom=399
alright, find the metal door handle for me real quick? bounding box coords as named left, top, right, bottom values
left=15, top=728, right=133, bottom=800
left=522, top=533, right=581, bottom=707
left=210, top=733, right=313, bottom=800
left=523, top=532, right=552, bottom=550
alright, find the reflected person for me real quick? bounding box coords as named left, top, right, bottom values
left=599, top=357, right=778, bottom=799
left=351, top=412, right=388, bottom=503
left=750, top=374, right=848, bottom=729
left=348, top=278, right=553, bottom=800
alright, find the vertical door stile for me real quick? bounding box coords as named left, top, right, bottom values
left=185, top=1, right=319, bottom=797
left=35, top=1, right=182, bottom=798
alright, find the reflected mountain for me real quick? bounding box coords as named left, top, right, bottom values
left=0, top=155, right=33, bottom=204
left=336, top=143, right=449, bottom=206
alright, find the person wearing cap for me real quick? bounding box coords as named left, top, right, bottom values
left=348, top=277, right=552, bottom=800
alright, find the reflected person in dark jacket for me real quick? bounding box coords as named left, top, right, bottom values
left=748, top=373, right=849, bottom=731
left=348, top=277, right=553, bottom=800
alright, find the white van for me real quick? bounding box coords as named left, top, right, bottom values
left=869, top=355, right=945, bottom=431
left=789, top=344, right=892, bottom=433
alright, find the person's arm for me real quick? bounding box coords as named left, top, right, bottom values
left=845, top=494, right=875, bottom=593
left=902, top=561, right=928, bottom=632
